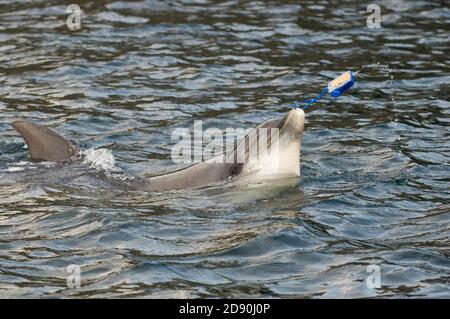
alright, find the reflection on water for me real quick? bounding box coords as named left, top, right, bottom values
left=0, top=0, right=449, bottom=298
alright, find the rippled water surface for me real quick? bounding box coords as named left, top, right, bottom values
left=0, top=0, right=449, bottom=298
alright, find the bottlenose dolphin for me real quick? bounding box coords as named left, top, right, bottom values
left=11, top=109, right=305, bottom=191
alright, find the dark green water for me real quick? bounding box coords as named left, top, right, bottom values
left=0, top=0, right=449, bottom=298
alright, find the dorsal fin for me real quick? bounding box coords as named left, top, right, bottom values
left=12, top=120, right=77, bottom=163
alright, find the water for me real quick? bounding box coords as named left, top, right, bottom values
left=0, top=0, right=449, bottom=298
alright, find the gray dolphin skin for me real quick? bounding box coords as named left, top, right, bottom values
left=11, top=109, right=305, bottom=191
left=12, top=121, right=78, bottom=163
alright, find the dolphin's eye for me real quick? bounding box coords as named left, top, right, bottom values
left=229, top=163, right=243, bottom=176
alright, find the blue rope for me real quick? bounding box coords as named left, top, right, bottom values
left=291, top=87, right=328, bottom=110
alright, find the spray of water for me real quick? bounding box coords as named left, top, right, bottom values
left=356, top=61, right=396, bottom=110
left=356, top=61, right=401, bottom=149
left=80, top=148, right=121, bottom=172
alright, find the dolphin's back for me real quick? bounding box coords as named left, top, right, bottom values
left=12, top=120, right=77, bottom=163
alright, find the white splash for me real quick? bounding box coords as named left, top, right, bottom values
left=358, top=62, right=396, bottom=107
left=7, top=166, right=25, bottom=172
left=5, top=161, right=32, bottom=172
left=81, top=148, right=120, bottom=172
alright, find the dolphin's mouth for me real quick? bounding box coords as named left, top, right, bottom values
left=278, top=108, right=305, bottom=136
left=237, top=108, right=305, bottom=178
left=267, top=108, right=304, bottom=177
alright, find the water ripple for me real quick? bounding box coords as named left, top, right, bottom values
left=0, top=0, right=449, bottom=298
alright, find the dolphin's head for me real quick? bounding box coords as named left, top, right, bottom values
left=237, top=108, right=305, bottom=178
left=279, top=108, right=306, bottom=135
